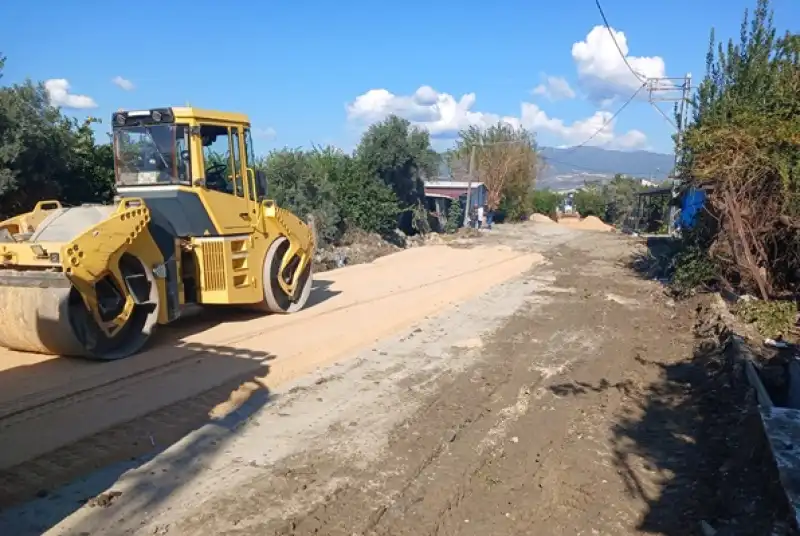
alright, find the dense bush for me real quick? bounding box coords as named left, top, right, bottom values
left=573, top=185, right=605, bottom=217
left=256, top=148, right=342, bottom=243
left=675, top=0, right=800, bottom=299
left=530, top=189, right=563, bottom=216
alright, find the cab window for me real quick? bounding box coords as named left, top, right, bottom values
left=231, top=128, right=244, bottom=198
left=200, top=125, right=233, bottom=194
left=244, top=128, right=266, bottom=199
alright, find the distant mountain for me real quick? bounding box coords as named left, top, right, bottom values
left=538, top=146, right=674, bottom=191
left=433, top=146, right=674, bottom=193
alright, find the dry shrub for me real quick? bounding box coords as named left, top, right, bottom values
left=681, top=6, right=800, bottom=299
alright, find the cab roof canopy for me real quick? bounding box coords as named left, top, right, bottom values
left=171, top=107, right=250, bottom=125
left=116, top=106, right=250, bottom=125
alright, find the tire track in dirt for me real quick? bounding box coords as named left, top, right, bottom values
left=393, top=255, right=690, bottom=536
left=355, top=313, right=575, bottom=536
left=0, top=249, right=533, bottom=423
left=260, top=275, right=575, bottom=536
left=219, top=237, right=677, bottom=536
left=0, top=243, right=542, bottom=511
left=3, top=225, right=637, bottom=535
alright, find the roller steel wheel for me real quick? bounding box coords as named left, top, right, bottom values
left=259, top=236, right=313, bottom=314
left=0, top=254, right=160, bottom=360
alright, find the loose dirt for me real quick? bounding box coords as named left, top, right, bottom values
left=529, top=213, right=556, bottom=224
left=0, top=242, right=541, bottom=507
left=558, top=214, right=614, bottom=232
left=0, top=224, right=790, bottom=535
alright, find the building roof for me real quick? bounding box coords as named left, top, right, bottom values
left=635, top=186, right=673, bottom=197
left=424, top=181, right=485, bottom=189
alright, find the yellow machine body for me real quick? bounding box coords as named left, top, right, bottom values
left=0, top=106, right=315, bottom=359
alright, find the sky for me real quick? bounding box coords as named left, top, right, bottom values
left=2, top=0, right=799, bottom=157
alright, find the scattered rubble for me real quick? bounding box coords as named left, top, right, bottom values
left=312, top=227, right=480, bottom=272
left=313, top=228, right=402, bottom=271
left=688, top=299, right=797, bottom=534
left=86, top=490, right=122, bottom=508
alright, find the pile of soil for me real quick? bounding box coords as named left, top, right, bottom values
left=558, top=215, right=614, bottom=232
left=529, top=213, right=556, bottom=224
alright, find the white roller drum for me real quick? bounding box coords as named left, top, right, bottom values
left=0, top=271, right=86, bottom=356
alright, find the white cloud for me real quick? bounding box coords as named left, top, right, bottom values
left=347, top=86, right=518, bottom=139
left=44, top=79, right=97, bottom=109
left=252, top=127, right=277, bottom=140
left=346, top=85, right=647, bottom=150
left=532, top=75, right=576, bottom=101
left=571, top=25, right=668, bottom=101
left=519, top=103, right=646, bottom=149
left=112, top=76, right=135, bottom=91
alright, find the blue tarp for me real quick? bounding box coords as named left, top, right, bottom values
left=679, top=187, right=706, bottom=229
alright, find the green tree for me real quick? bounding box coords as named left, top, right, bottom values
left=0, top=80, right=76, bottom=218
left=257, top=148, right=341, bottom=244
left=307, top=145, right=400, bottom=235
left=0, top=54, right=118, bottom=220
left=574, top=183, right=605, bottom=217
left=453, top=122, right=539, bottom=219
left=60, top=117, right=115, bottom=205
left=530, top=189, right=563, bottom=215
left=601, top=174, right=647, bottom=225
left=354, top=115, right=438, bottom=234
left=355, top=115, right=438, bottom=207
left=445, top=199, right=462, bottom=233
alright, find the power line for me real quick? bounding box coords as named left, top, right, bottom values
left=594, top=0, right=688, bottom=134
left=594, top=0, right=647, bottom=83
left=557, top=82, right=646, bottom=155
left=595, top=0, right=693, bottom=234
left=552, top=1, right=653, bottom=157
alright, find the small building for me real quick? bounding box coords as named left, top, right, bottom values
left=424, top=181, right=487, bottom=205
left=423, top=181, right=488, bottom=231
left=424, top=181, right=487, bottom=206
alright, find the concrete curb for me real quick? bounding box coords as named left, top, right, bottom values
left=729, top=329, right=800, bottom=529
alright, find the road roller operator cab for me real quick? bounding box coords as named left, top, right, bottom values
left=111, top=107, right=269, bottom=234
left=0, top=106, right=315, bottom=360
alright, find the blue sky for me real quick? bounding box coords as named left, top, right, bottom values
left=2, top=0, right=798, bottom=156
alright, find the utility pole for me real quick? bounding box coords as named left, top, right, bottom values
left=462, top=144, right=477, bottom=227
left=647, top=73, right=692, bottom=235
left=458, top=139, right=530, bottom=227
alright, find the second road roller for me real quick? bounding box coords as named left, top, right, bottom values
left=0, top=106, right=316, bottom=360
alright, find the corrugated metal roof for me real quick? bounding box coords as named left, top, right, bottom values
left=424, top=181, right=485, bottom=188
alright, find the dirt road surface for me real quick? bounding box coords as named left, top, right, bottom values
left=0, top=223, right=785, bottom=535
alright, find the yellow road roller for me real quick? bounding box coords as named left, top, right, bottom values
left=0, top=107, right=315, bottom=360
